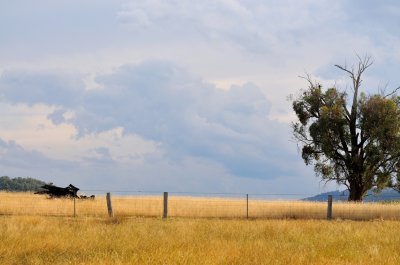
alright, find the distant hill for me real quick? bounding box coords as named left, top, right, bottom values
left=303, top=189, right=400, bottom=202
left=0, top=176, right=47, bottom=192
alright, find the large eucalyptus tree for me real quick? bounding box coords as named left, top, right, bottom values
left=292, top=56, right=400, bottom=201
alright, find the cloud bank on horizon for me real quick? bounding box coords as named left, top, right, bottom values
left=0, top=0, right=399, bottom=194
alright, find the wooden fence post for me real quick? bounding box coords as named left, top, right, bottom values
left=73, top=196, right=76, bottom=217
left=246, top=194, right=249, bottom=219
left=106, top=192, right=114, bottom=217
left=327, top=195, right=333, bottom=220
left=163, top=192, right=168, bottom=219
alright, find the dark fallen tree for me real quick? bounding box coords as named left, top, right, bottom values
left=35, top=183, right=79, bottom=198
left=35, top=183, right=95, bottom=199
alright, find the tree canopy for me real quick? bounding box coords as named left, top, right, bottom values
left=0, top=176, right=47, bottom=192
left=292, top=56, right=400, bottom=201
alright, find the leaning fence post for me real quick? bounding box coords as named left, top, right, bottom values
left=246, top=194, right=249, bottom=219
left=106, top=192, right=114, bottom=217
left=327, top=195, right=333, bottom=220
left=163, top=192, right=168, bottom=219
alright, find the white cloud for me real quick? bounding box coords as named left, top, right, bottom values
left=0, top=101, right=159, bottom=166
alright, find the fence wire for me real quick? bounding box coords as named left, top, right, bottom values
left=1, top=190, right=400, bottom=220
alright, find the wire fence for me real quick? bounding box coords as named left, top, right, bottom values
left=1, top=190, right=400, bottom=220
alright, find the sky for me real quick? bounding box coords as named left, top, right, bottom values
left=0, top=0, right=400, bottom=196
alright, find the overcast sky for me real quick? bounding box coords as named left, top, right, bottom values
left=1, top=0, right=400, bottom=195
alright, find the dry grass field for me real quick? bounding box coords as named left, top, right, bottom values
left=1, top=192, right=400, bottom=220
left=0, top=216, right=400, bottom=265
left=1, top=192, right=400, bottom=264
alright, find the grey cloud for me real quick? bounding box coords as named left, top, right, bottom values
left=116, top=0, right=342, bottom=54
left=47, top=109, right=68, bottom=125
left=0, top=61, right=297, bottom=179
left=0, top=70, right=85, bottom=107
left=101, top=62, right=292, bottom=178
left=0, top=138, right=74, bottom=171
left=0, top=0, right=123, bottom=59
left=341, top=1, right=400, bottom=36
left=2, top=0, right=398, bottom=68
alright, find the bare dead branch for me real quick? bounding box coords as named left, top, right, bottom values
left=298, top=73, right=316, bottom=89
left=384, top=86, right=400, bottom=98
left=334, top=64, right=354, bottom=77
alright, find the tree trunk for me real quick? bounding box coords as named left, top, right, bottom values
left=348, top=189, right=364, bottom=201
left=348, top=181, right=364, bottom=201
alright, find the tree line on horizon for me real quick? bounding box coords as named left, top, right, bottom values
left=0, top=176, right=47, bottom=192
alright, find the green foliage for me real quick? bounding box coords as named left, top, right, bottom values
left=292, top=57, right=400, bottom=201
left=0, top=176, right=47, bottom=192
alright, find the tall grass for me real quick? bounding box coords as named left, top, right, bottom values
left=1, top=192, right=400, bottom=220
left=0, top=216, right=400, bottom=264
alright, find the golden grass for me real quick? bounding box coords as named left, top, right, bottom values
left=0, top=216, right=400, bottom=265
left=1, top=192, right=400, bottom=220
